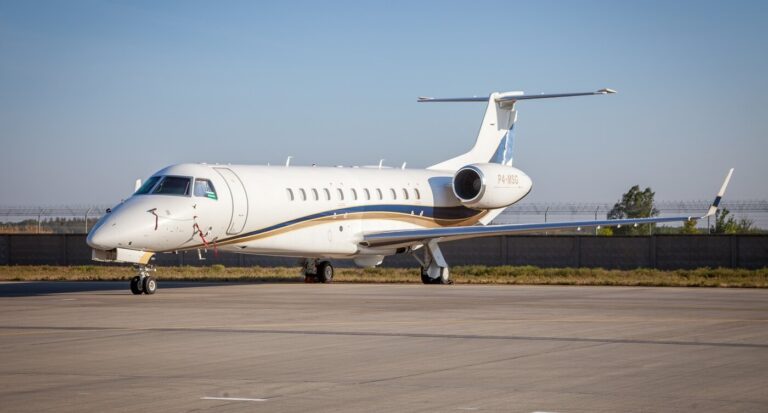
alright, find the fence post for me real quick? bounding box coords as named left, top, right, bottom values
left=84, top=208, right=92, bottom=234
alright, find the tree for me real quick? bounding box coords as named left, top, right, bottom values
left=681, top=218, right=699, bottom=234
left=596, top=226, right=614, bottom=236
left=607, top=185, right=658, bottom=235
left=712, top=208, right=754, bottom=234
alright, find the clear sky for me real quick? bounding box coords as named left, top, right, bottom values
left=1, top=0, right=766, bottom=205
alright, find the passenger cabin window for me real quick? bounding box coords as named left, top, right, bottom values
left=376, top=188, right=383, bottom=200
left=402, top=188, right=409, bottom=200
left=337, top=188, right=344, bottom=201
left=414, top=188, right=421, bottom=200
left=390, top=188, right=397, bottom=200
left=351, top=188, right=358, bottom=201
left=311, top=188, right=319, bottom=201
left=323, top=188, right=331, bottom=201
left=135, top=176, right=161, bottom=195
left=364, top=188, right=371, bottom=201
left=152, top=176, right=191, bottom=196
left=194, top=179, right=217, bottom=200
left=299, top=188, right=307, bottom=201
left=287, top=188, right=294, bottom=201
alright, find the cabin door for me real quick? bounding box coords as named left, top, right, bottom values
left=214, top=167, right=249, bottom=234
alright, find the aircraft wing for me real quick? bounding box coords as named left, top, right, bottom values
left=361, top=169, right=734, bottom=248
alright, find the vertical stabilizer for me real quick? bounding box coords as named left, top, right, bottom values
left=428, top=92, right=518, bottom=171
left=420, top=88, right=616, bottom=171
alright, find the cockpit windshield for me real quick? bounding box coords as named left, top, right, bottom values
left=134, top=175, right=215, bottom=198
left=134, top=176, right=161, bottom=195
left=152, top=176, right=192, bottom=196
left=194, top=179, right=218, bottom=200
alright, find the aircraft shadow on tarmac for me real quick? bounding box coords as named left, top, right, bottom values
left=0, top=281, right=234, bottom=297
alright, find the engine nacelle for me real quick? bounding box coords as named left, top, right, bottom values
left=452, top=163, right=532, bottom=209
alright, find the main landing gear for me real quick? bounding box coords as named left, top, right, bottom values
left=414, top=240, right=452, bottom=285
left=130, top=265, right=157, bottom=295
left=302, top=259, right=334, bottom=283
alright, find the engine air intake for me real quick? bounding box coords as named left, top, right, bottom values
left=453, top=167, right=483, bottom=201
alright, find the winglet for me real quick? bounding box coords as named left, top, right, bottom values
left=703, top=168, right=734, bottom=218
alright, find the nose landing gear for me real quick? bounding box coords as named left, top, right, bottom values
left=130, top=265, right=157, bottom=295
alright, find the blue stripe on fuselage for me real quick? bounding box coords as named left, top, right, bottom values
left=218, top=204, right=482, bottom=243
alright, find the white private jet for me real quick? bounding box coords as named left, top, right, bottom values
left=87, top=89, right=734, bottom=294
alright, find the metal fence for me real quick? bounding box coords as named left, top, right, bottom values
left=1, top=234, right=766, bottom=270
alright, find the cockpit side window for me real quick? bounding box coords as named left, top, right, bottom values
left=194, top=178, right=217, bottom=200
left=135, top=176, right=161, bottom=195
left=152, top=176, right=191, bottom=196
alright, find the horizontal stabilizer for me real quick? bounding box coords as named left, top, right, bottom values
left=418, top=88, right=616, bottom=103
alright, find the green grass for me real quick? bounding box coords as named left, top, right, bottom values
left=1, top=265, right=767, bottom=287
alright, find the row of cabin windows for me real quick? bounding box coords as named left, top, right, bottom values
left=286, top=187, right=421, bottom=202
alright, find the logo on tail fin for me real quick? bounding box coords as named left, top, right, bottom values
left=489, top=125, right=515, bottom=166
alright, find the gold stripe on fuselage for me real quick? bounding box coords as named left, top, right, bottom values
left=168, top=210, right=487, bottom=252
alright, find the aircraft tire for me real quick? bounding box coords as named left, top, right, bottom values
left=421, top=267, right=451, bottom=285
left=420, top=267, right=432, bottom=284
left=317, top=261, right=334, bottom=283
left=130, top=276, right=142, bottom=295
left=143, top=276, right=157, bottom=295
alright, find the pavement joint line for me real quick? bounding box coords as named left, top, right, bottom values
left=201, top=397, right=267, bottom=402
left=0, top=325, right=766, bottom=349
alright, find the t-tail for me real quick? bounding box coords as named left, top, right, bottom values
left=421, top=88, right=617, bottom=171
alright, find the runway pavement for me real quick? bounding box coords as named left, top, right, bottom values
left=0, top=281, right=766, bottom=412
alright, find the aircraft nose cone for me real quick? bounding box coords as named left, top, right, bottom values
left=87, top=222, right=117, bottom=250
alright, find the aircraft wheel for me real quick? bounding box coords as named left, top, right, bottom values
left=130, top=276, right=143, bottom=295
left=143, top=276, right=157, bottom=295
left=420, top=267, right=432, bottom=284
left=421, top=266, right=452, bottom=285
left=317, top=261, right=334, bottom=283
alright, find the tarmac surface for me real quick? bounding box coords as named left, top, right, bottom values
left=0, top=281, right=766, bottom=412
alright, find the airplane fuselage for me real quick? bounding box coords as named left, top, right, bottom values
left=87, top=162, right=533, bottom=264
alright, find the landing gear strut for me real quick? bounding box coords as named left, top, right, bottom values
left=130, top=265, right=157, bottom=295
left=414, top=240, right=452, bottom=285
left=301, top=259, right=334, bottom=283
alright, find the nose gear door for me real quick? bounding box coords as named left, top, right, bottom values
left=214, top=167, right=249, bottom=234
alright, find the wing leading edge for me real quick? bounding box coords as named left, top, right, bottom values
left=361, top=169, right=734, bottom=248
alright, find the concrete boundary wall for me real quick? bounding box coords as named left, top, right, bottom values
left=0, top=235, right=766, bottom=269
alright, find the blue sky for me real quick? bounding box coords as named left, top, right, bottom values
left=1, top=0, right=766, bottom=205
